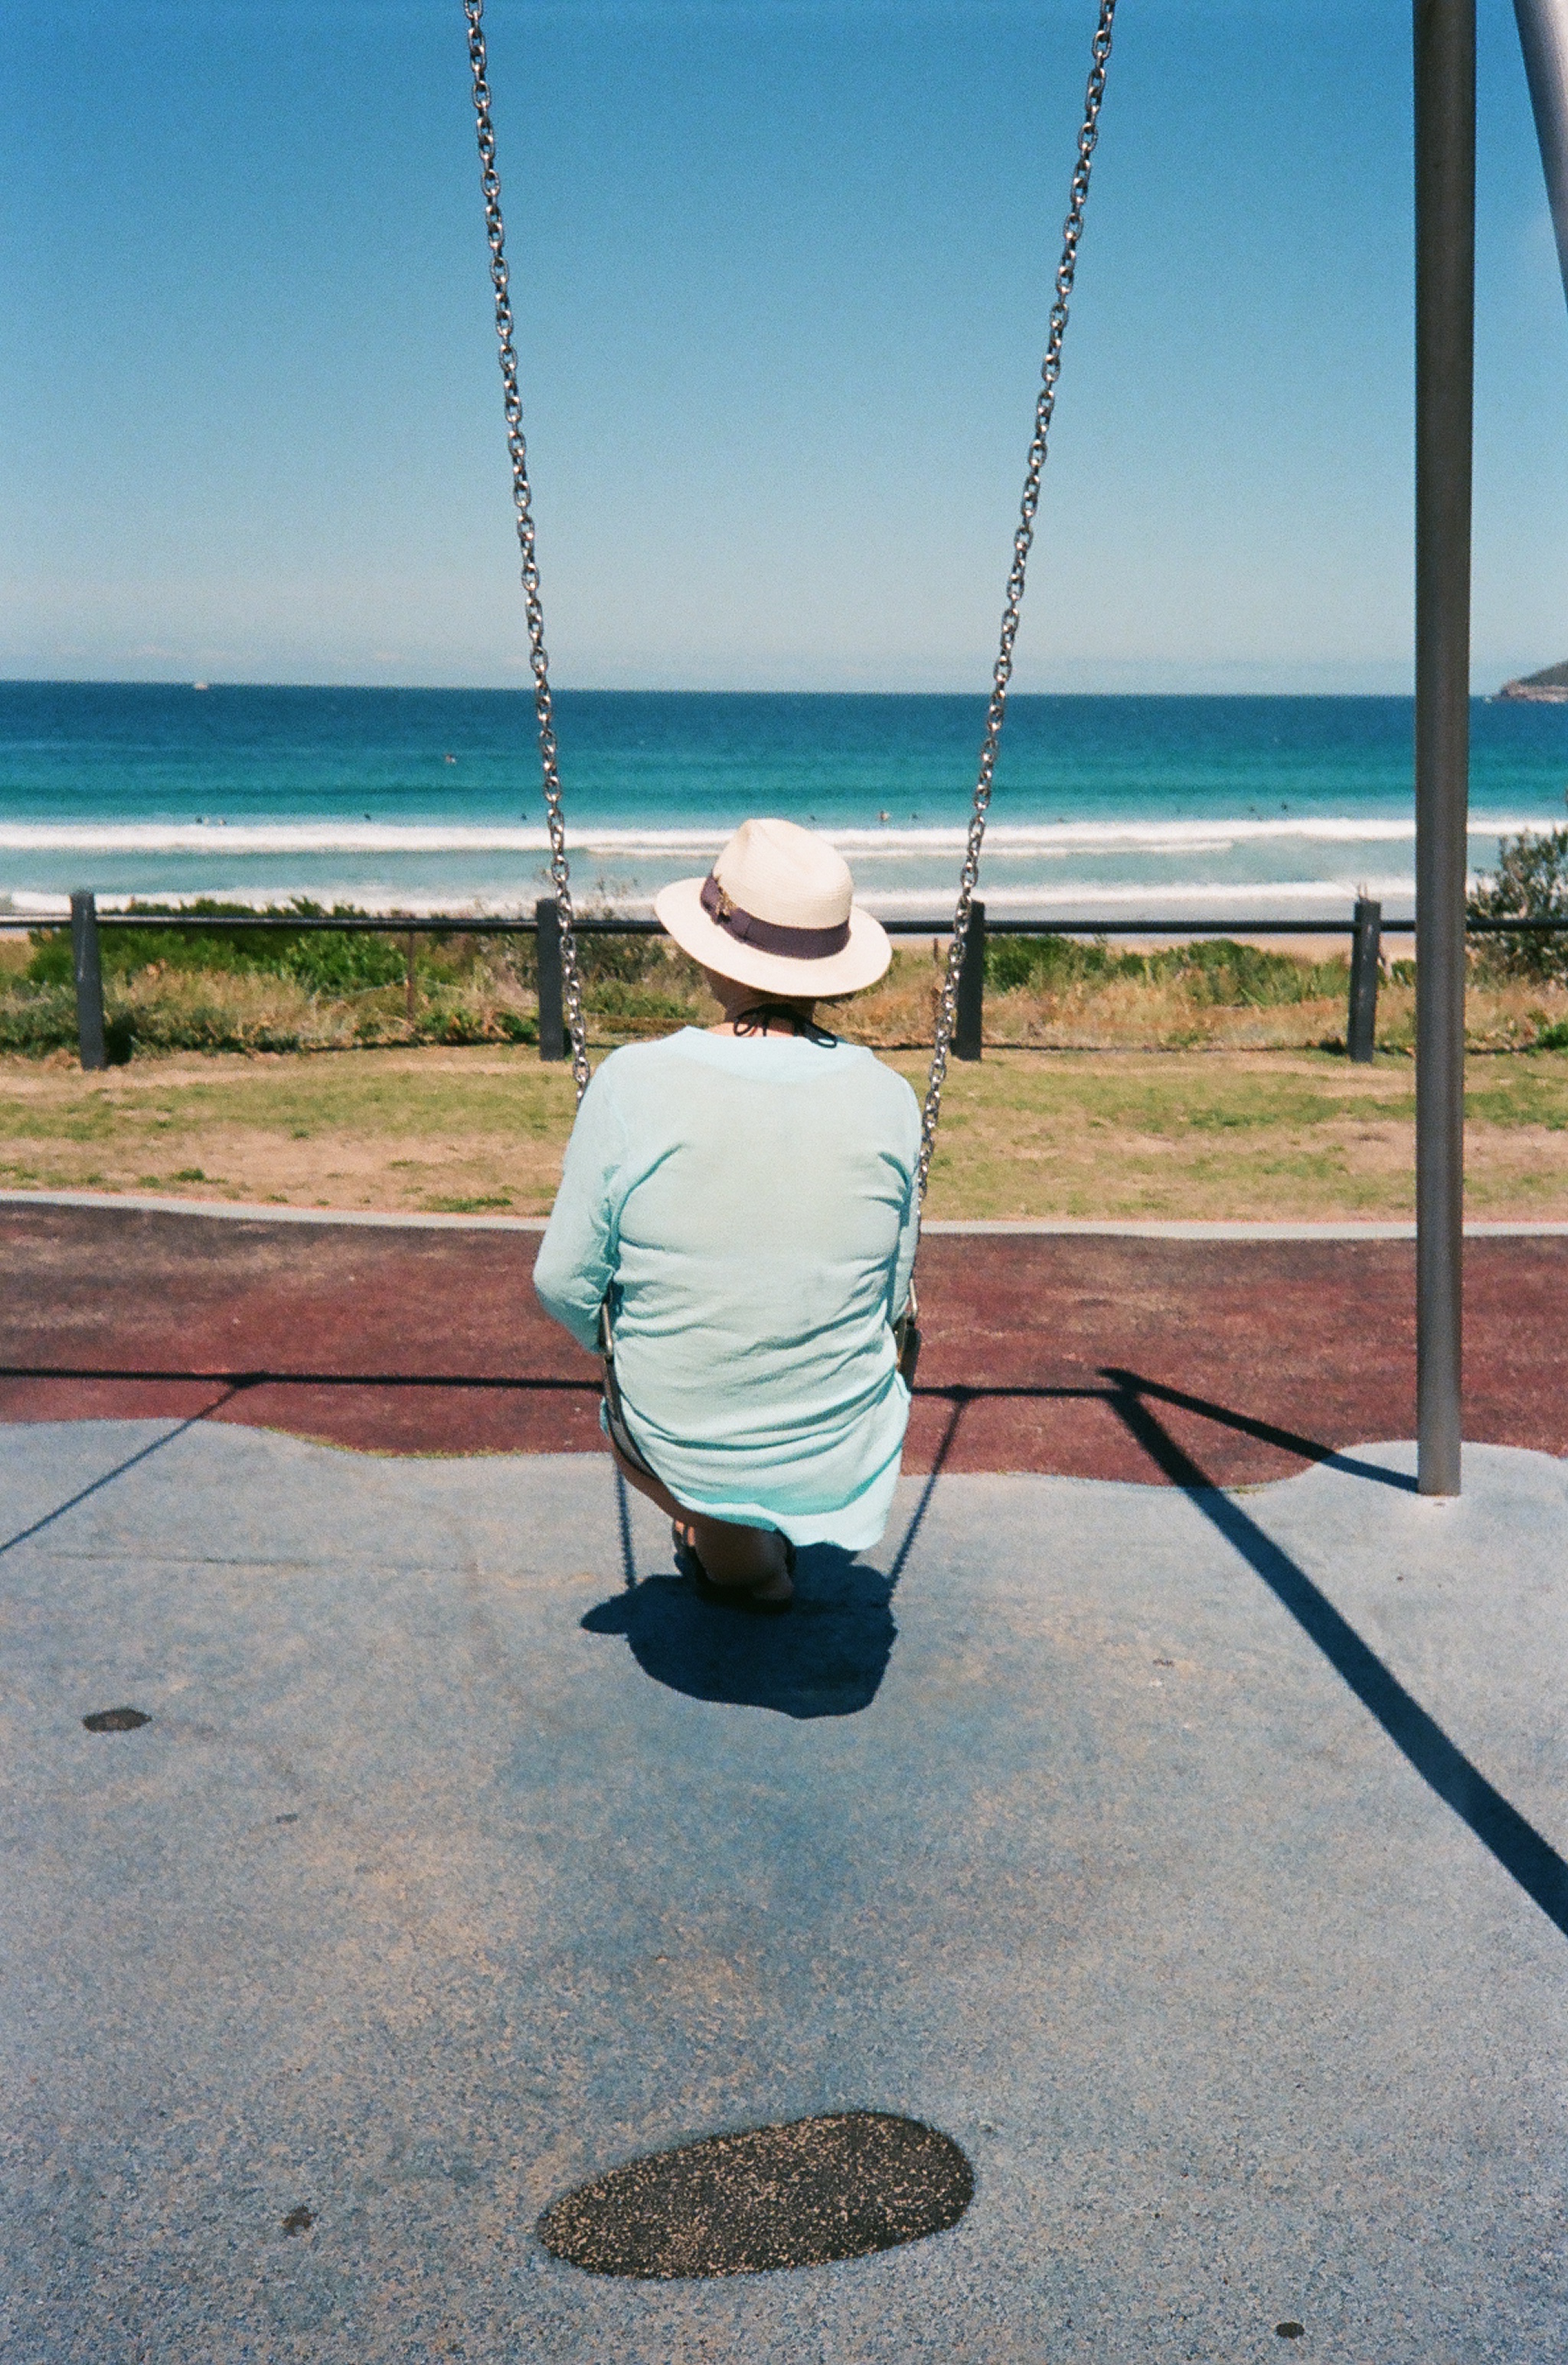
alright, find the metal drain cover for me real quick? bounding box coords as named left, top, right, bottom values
left=537, top=2110, right=973, bottom=2278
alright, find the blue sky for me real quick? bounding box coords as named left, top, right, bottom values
left=3, top=0, right=1566, bottom=692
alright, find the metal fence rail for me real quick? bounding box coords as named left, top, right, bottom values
left=3, top=892, right=1566, bottom=1073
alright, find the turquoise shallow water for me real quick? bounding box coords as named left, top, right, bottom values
left=2, top=684, right=1565, bottom=920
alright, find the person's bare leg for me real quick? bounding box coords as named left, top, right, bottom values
left=607, top=1435, right=687, bottom=1524
left=608, top=1436, right=792, bottom=1602
left=678, top=1513, right=792, bottom=1600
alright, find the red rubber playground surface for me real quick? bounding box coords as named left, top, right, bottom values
left=2, top=1200, right=1565, bottom=1487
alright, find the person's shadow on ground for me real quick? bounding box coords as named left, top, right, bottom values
left=580, top=1546, right=897, bottom=1719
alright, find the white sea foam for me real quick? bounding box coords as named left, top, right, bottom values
left=860, top=876, right=1424, bottom=916
left=0, top=812, right=1551, bottom=858
left=3, top=875, right=1429, bottom=924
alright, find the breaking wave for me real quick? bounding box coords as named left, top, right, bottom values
left=0, top=813, right=1550, bottom=859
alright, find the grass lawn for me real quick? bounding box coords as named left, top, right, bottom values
left=4, top=1041, right=1568, bottom=1222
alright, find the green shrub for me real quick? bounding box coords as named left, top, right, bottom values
left=985, top=934, right=1139, bottom=992
left=985, top=932, right=1344, bottom=1007
left=28, top=900, right=409, bottom=993
left=1468, top=819, right=1568, bottom=982
left=0, top=984, right=78, bottom=1055
left=1152, top=938, right=1347, bottom=1007
left=278, top=930, right=407, bottom=993
left=988, top=936, right=1073, bottom=991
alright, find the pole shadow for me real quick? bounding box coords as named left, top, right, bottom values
left=0, top=1385, right=243, bottom=1559
left=0, top=1362, right=601, bottom=1395
left=1096, top=1367, right=1417, bottom=1494
left=1102, top=1366, right=1568, bottom=1939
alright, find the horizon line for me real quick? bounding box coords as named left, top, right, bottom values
left=2, top=677, right=1544, bottom=702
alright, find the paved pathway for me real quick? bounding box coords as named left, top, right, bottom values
left=4, top=1418, right=1565, bottom=2360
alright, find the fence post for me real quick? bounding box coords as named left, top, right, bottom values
left=1348, top=896, right=1383, bottom=1062
left=70, top=890, right=107, bottom=1071
left=535, top=897, right=566, bottom=1061
left=954, top=900, right=986, bottom=1061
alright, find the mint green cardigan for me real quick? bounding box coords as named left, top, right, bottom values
left=533, top=1028, right=921, bottom=1550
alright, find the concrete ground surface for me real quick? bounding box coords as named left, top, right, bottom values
left=2, top=1416, right=1565, bottom=2361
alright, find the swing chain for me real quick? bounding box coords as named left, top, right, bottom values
left=464, top=0, right=591, bottom=1101
left=916, top=0, right=1117, bottom=1198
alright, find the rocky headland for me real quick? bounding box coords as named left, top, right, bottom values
left=1497, top=659, right=1568, bottom=703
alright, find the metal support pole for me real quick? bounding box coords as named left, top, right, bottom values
left=1348, top=897, right=1383, bottom=1064
left=1414, top=0, right=1475, bottom=1497
left=954, top=901, right=986, bottom=1062
left=70, top=890, right=107, bottom=1072
left=1515, top=0, right=1568, bottom=306
left=535, top=896, right=566, bottom=1061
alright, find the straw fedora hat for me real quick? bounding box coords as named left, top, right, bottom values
left=655, top=819, right=892, bottom=999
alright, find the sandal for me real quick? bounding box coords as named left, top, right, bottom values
left=675, top=1523, right=795, bottom=1615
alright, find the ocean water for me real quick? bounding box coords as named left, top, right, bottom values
left=2, top=682, right=1566, bottom=922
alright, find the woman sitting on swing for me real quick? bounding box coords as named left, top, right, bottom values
left=534, top=819, right=920, bottom=1612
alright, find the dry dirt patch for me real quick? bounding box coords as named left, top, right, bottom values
left=4, top=1043, right=1568, bottom=1222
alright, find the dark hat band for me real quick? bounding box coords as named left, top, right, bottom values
left=700, top=872, right=851, bottom=960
